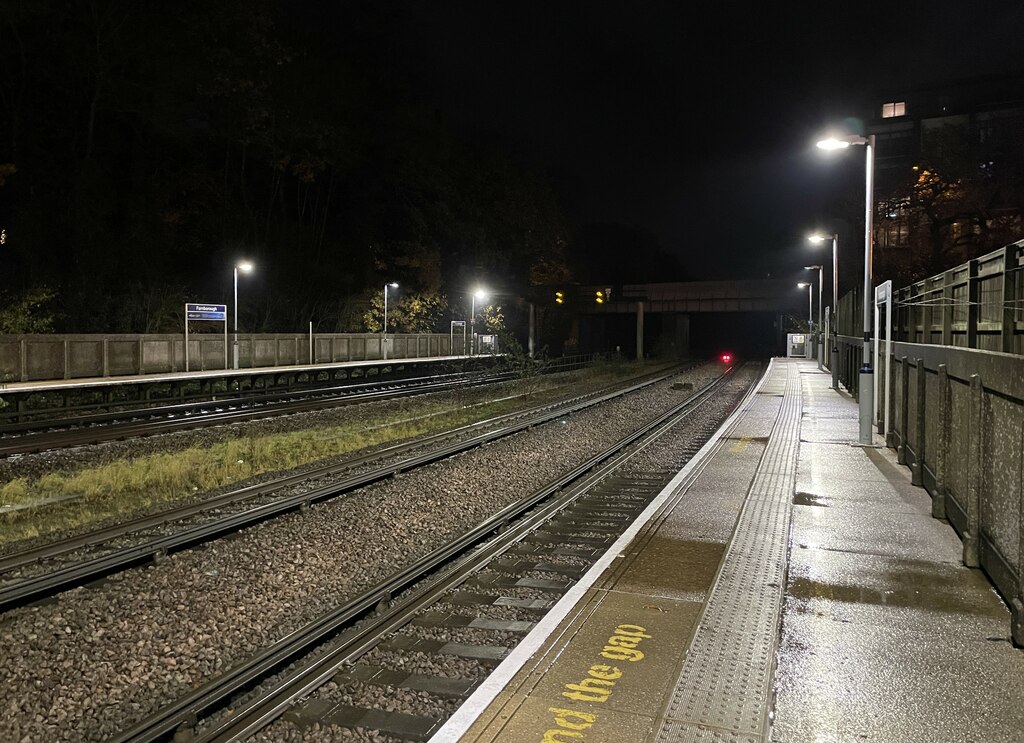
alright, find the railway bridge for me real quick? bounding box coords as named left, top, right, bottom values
left=571, top=279, right=807, bottom=358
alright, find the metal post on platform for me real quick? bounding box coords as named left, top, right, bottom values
left=470, top=288, right=487, bottom=356
left=233, top=260, right=254, bottom=370
left=808, top=232, right=839, bottom=388
left=805, top=264, right=824, bottom=370
left=528, top=302, right=536, bottom=358
left=383, top=281, right=398, bottom=360
left=636, top=301, right=645, bottom=360
left=798, top=282, right=813, bottom=358
left=817, top=133, right=874, bottom=444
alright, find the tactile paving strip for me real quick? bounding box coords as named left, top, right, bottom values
left=656, top=361, right=802, bottom=742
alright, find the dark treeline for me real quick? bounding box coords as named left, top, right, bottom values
left=0, top=1, right=572, bottom=333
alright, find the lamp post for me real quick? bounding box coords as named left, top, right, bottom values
left=233, top=260, right=254, bottom=369
left=817, top=133, right=876, bottom=445
left=804, top=264, right=824, bottom=370
left=808, top=232, right=839, bottom=389
left=797, top=282, right=813, bottom=345
left=470, top=288, right=487, bottom=356
left=383, top=281, right=399, bottom=360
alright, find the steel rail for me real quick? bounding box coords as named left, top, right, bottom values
left=0, top=370, right=517, bottom=455
left=0, top=365, right=693, bottom=611
left=111, top=365, right=739, bottom=743
left=0, top=364, right=682, bottom=573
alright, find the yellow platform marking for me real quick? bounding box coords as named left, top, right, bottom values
left=542, top=624, right=652, bottom=741
left=730, top=436, right=752, bottom=453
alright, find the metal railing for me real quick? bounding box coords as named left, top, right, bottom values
left=827, top=238, right=1024, bottom=397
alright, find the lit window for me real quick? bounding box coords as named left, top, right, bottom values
left=881, top=101, right=906, bottom=118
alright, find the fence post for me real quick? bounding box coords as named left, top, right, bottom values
left=1015, top=481, right=1024, bottom=645
left=963, top=373, right=982, bottom=568
left=911, top=358, right=926, bottom=486
left=1001, top=244, right=1016, bottom=353
left=941, top=270, right=954, bottom=346
left=967, top=259, right=979, bottom=349
left=897, top=356, right=909, bottom=465
left=933, top=364, right=949, bottom=520
left=103, top=339, right=109, bottom=377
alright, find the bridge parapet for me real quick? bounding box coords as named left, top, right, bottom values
left=583, top=279, right=804, bottom=313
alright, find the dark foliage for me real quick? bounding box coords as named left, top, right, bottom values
left=0, top=1, right=571, bottom=332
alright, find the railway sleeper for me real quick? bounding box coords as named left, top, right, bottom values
left=284, top=697, right=444, bottom=742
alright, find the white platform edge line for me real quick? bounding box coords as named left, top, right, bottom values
left=0, top=355, right=472, bottom=392
left=427, top=359, right=779, bottom=743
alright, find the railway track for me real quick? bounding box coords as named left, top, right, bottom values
left=0, top=368, right=518, bottom=456
left=106, top=362, right=760, bottom=743
left=0, top=363, right=697, bottom=612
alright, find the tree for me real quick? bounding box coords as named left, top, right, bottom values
left=876, top=118, right=1024, bottom=284
left=362, top=290, right=448, bottom=334
left=0, top=286, right=58, bottom=333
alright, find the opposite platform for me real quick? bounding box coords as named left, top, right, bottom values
left=0, top=354, right=471, bottom=394
left=429, top=357, right=1024, bottom=743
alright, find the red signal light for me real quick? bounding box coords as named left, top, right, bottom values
left=721, top=353, right=733, bottom=363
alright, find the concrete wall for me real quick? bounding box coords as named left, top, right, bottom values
left=0, top=333, right=453, bottom=382
left=885, top=343, right=1024, bottom=643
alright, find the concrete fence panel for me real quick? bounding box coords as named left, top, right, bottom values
left=0, top=332, right=455, bottom=381
left=887, top=342, right=1024, bottom=643
left=68, top=339, right=104, bottom=377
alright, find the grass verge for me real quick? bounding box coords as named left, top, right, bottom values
left=0, top=360, right=679, bottom=548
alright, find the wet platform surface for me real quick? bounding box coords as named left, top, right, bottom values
left=430, top=358, right=1024, bottom=743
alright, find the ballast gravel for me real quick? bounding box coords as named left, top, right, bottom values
left=0, top=363, right=726, bottom=742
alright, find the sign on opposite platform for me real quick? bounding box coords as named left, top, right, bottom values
left=184, top=302, right=229, bottom=371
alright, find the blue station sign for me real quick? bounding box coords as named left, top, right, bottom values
left=186, top=303, right=227, bottom=321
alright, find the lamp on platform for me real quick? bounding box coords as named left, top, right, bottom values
left=804, top=264, right=824, bottom=371
left=233, top=260, right=254, bottom=369
left=383, top=282, right=399, bottom=360
left=797, top=282, right=813, bottom=332
left=808, top=232, right=839, bottom=388
left=817, top=133, right=876, bottom=444
left=470, top=288, right=487, bottom=355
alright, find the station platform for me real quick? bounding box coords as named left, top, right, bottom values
left=0, top=354, right=473, bottom=395
left=430, top=357, right=1024, bottom=743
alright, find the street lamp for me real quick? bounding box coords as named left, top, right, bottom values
left=470, top=288, right=487, bottom=355
left=804, top=264, right=823, bottom=371
left=808, top=232, right=839, bottom=389
left=797, top=282, right=813, bottom=336
left=233, top=260, right=254, bottom=369
left=383, top=281, right=399, bottom=360
left=817, top=132, right=876, bottom=445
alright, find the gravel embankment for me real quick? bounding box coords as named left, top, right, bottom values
left=0, top=366, right=671, bottom=555
left=0, top=363, right=724, bottom=742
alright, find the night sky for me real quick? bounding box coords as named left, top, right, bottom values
left=3, top=1, right=1024, bottom=334
left=333, top=0, right=1024, bottom=281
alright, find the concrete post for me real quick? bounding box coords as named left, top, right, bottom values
left=897, top=356, right=909, bottom=465
left=963, top=373, right=982, bottom=568
left=933, top=364, right=949, bottom=520
left=911, top=358, right=926, bottom=486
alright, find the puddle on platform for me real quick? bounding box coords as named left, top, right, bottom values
left=793, top=491, right=828, bottom=507
left=788, top=573, right=995, bottom=616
